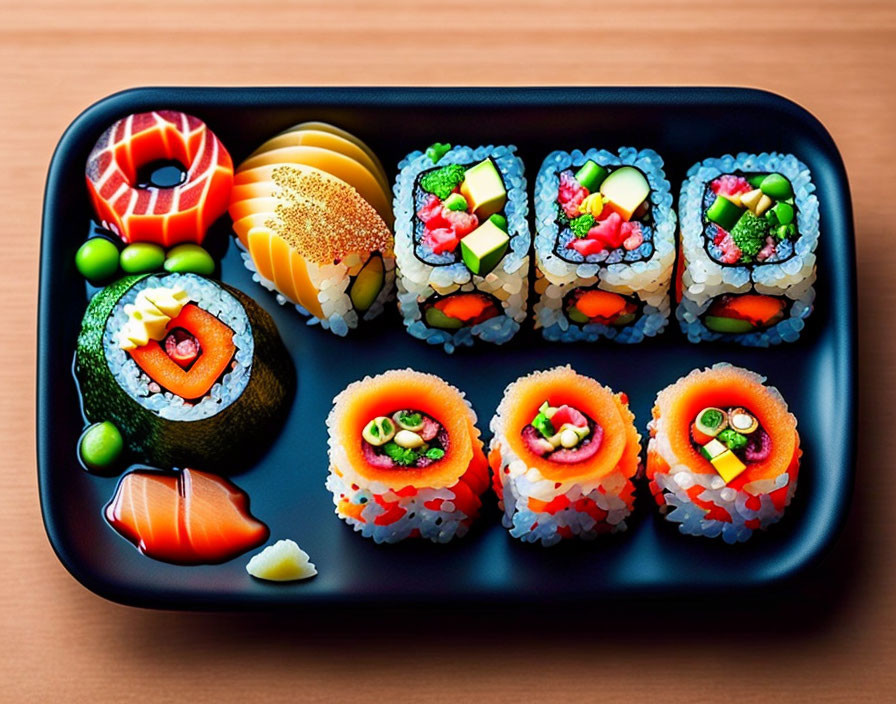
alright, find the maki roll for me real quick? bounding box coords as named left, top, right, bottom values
left=393, top=143, right=530, bottom=352
left=229, top=122, right=396, bottom=336
left=325, top=369, right=489, bottom=543
left=677, top=153, right=819, bottom=345
left=533, top=148, right=676, bottom=343
left=75, top=273, right=295, bottom=471
left=646, top=364, right=800, bottom=543
left=488, top=366, right=640, bottom=546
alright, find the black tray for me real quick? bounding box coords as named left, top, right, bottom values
left=38, top=87, right=856, bottom=609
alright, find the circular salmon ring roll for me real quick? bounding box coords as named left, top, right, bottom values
left=646, top=363, right=800, bottom=543
left=85, top=111, right=234, bottom=246
left=75, top=273, right=294, bottom=471
left=326, top=369, right=488, bottom=544
left=488, top=366, right=640, bottom=546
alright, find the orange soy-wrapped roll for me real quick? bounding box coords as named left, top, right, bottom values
left=325, top=369, right=489, bottom=543
left=646, top=363, right=800, bottom=543
left=488, top=366, right=641, bottom=546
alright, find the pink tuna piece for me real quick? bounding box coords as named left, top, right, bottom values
left=715, top=229, right=743, bottom=264
left=550, top=405, right=587, bottom=429
left=442, top=208, right=478, bottom=238
left=417, top=194, right=445, bottom=224
left=711, top=174, right=751, bottom=197
left=558, top=171, right=588, bottom=218
left=757, top=236, right=777, bottom=262
left=423, top=227, right=460, bottom=254
left=361, top=441, right=397, bottom=469
left=419, top=415, right=440, bottom=442
left=622, top=222, right=644, bottom=251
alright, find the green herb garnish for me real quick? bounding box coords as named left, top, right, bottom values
left=730, top=212, right=771, bottom=257
left=718, top=428, right=748, bottom=451
left=420, top=164, right=466, bottom=200
left=383, top=442, right=419, bottom=467
left=569, top=213, right=595, bottom=239
left=425, top=448, right=445, bottom=460
left=399, top=411, right=422, bottom=427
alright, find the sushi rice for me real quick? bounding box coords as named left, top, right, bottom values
left=236, top=238, right=396, bottom=337
left=393, top=145, right=530, bottom=353
left=646, top=363, right=800, bottom=543
left=533, top=148, right=676, bottom=343
left=489, top=366, right=640, bottom=546
left=677, top=152, right=819, bottom=346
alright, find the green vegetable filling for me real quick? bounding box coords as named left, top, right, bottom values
left=420, top=164, right=466, bottom=200
left=532, top=412, right=555, bottom=439
left=570, top=213, right=595, bottom=239
left=425, top=448, right=445, bottom=460
left=718, top=428, right=748, bottom=451
left=730, top=212, right=771, bottom=257
left=383, top=442, right=420, bottom=467
left=398, top=411, right=422, bottom=427
left=699, top=409, right=724, bottom=430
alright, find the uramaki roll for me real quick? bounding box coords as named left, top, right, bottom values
left=488, top=366, right=640, bottom=546
left=325, top=369, right=488, bottom=543
left=646, top=363, right=800, bottom=543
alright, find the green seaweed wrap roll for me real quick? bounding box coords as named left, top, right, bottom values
left=75, top=273, right=295, bottom=471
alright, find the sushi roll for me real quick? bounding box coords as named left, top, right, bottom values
left=488, top=366, right=640, bottom=546
left=676, top=153, right=819, bottom=345
left=533, top=148, right=676, bottom=343
left=325, top=369, right=489, bottom=543
left=646, top=364, right=801, bottom=543
left=75, top=273, right=295, bottom=471
left=229, top=122, right=396, bottom=336
left=392, top=143, right=530, bottom=353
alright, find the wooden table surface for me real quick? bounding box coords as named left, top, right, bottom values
left=3, top=1, right=894, bottom=701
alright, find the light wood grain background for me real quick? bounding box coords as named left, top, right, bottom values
left=2, top=0, right=894, bottom=701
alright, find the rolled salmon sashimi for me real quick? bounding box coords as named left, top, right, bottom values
left=325, top=369, right=488, bottom=544
left=488, top=366, right=640, bottom=546
left=646, top=363, right=800, bottom=543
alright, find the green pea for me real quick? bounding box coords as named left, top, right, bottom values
left=120, top=243, right=165, bottom=273
left=75, top=238, right=120, bottom=282
left=79, top=421, right=124, bottom=472
left=164, top=243, right=215, bottom=275
left=489, top=213, right=508, bottom=231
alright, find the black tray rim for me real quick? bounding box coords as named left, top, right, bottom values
left=37, top=86, right=858, bottom=610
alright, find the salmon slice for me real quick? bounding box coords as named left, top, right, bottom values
left=235, top=148, right=392, bottom=224
left=279, top=121, right=389, bottom=187
left=105, top=468, right=268, bottom=565
left=248, top=128, right=390, bottom=194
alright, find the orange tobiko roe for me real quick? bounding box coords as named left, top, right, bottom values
left=646, top=366, right=799, bottom=493
left=498, top=367, right=641, bottom=484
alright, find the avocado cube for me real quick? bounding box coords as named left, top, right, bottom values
left=710, top=450, right=747, bottom=484
left=706, top=195, right=745, bottom=231
left=599, top=166, right=650, bottom=221
left=746, top=173, right=767, bottom=188
left=574, top=160, right=609, bottom=191
left=460, top=219, right=510, bottom=276
left=699, top=438, right=728, bottom=460
left=459, top=159, right=507, bottom=219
